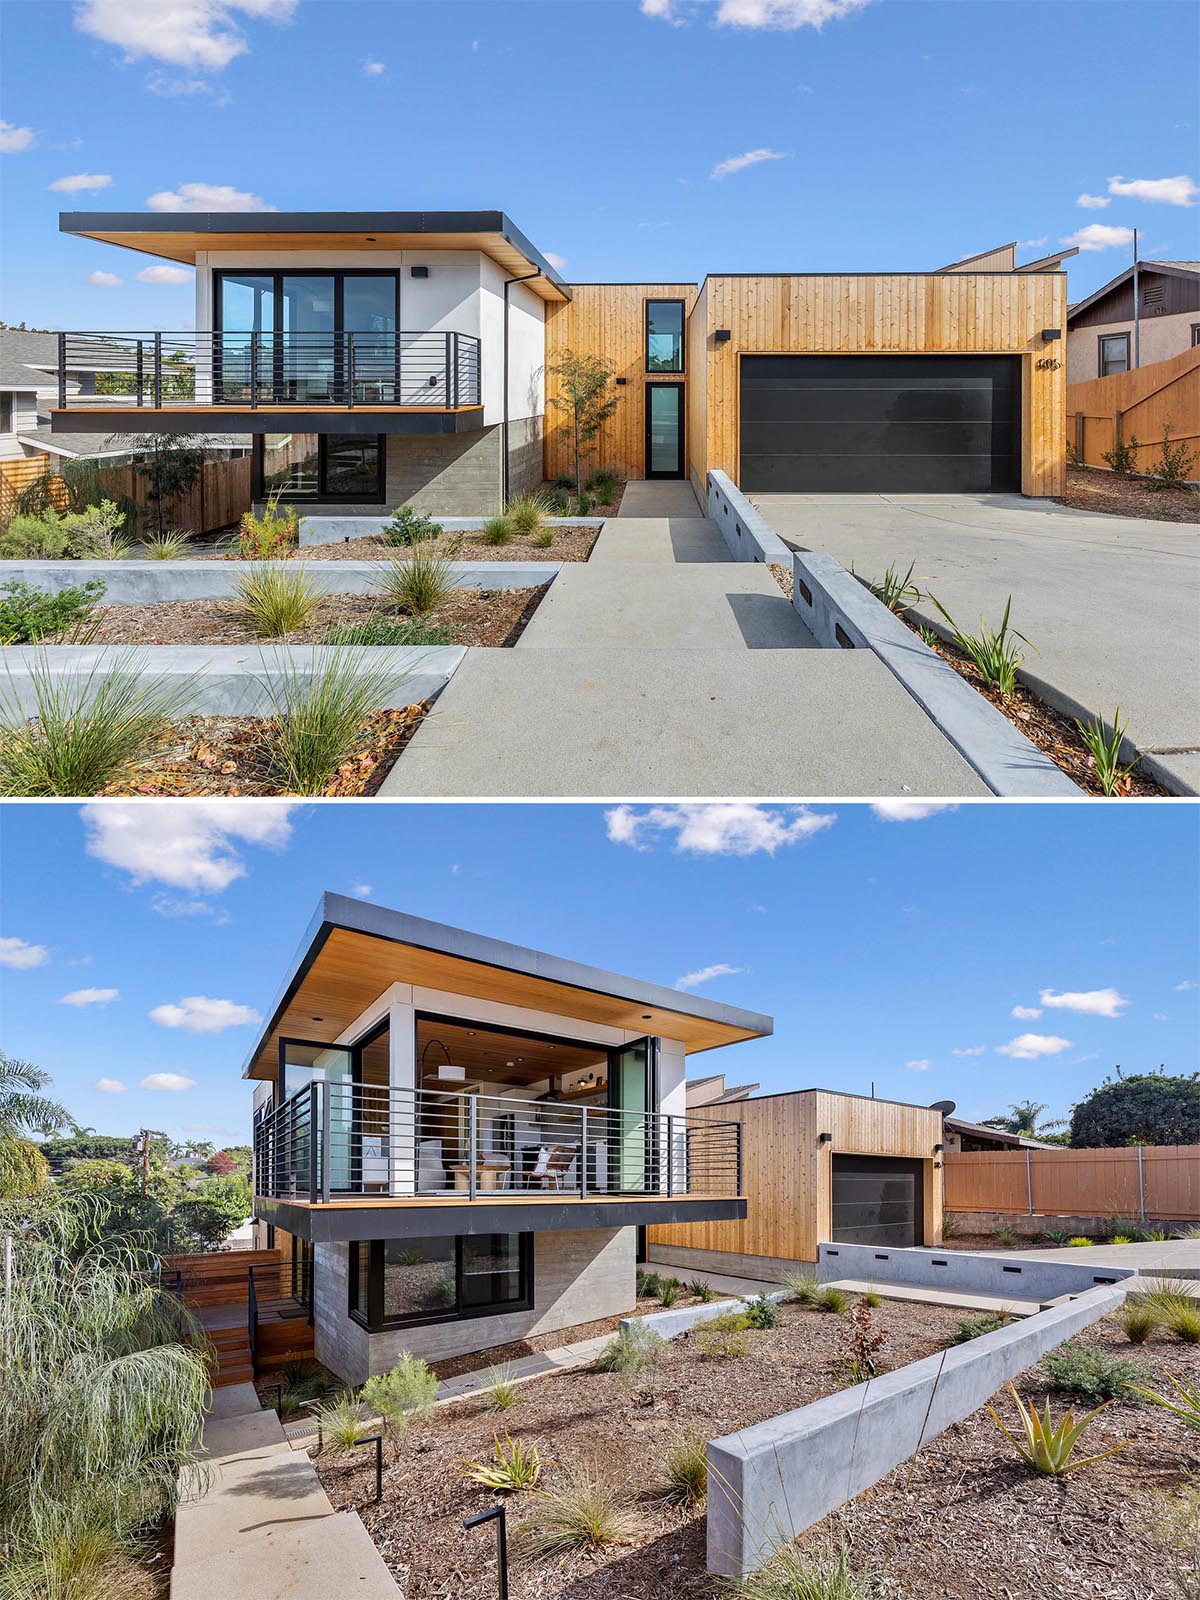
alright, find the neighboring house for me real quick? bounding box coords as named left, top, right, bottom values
left=52, top=211, right=1076, bottom=506
left=244, top=894, right=768, bottom=1383
left=942, top=1115, right=1058, bottom=1153
left=648, top=1085, right=946, bottom=1285
left=1066, top=260, right=1200, bottom=383
left=686, top=1072, right=760, bottom=1107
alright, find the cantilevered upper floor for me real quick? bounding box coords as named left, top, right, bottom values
left=246, top=894, right=771, bottom=1241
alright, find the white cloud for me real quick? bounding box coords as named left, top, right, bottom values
left=543, top=251, right=567, bottom=270
left=1175, top=980, right=1196, bottom=992
left=149, top=995, right=261, bottom=1033
left=644, top=0, right=871, bottom=28
left=351, top=882, right=373, bottom=897
left=147, top=180, right=275, bottom=212
left=710, top=147, right=789, bottom=180
left=870, top=801, right=958, bottom=822
left=1039, top=986, right=1130, bottom=1018
left=0, top=121, right=35, bottom=153
left=1108, top=174, right=1197, bottom=207
left=0, top=936, right=49, bottom=968
left=1153, top=1013, right=1169, bottom=1022
left=905, top=1058, right=932, bottom=1072
left=87, top=269, right=122, bottom=286
left=1060, top=223, right=1135, bottom=252
left=140, top=1072, right=196, bottom=1091
left=95, top=1078, right=127, bottom=1093
left=146, top=71, right=226, bottom=97
left=1011, top=1004, right=1043, bottom=1019
left=75, top=0, right=297, bottom=73
left=47, top=172, right=112, bottom=193
left=1076, top=193, right=1111, bottom=210
left=996, top=1033, right=1073, bottom=1059
left=362, top=58, right=385, bottom=75
left=606, top=802, right=835, bottom=856
left=59, top=987, right=119, bottom=1007
left=136, top=264, right=193, bottom=284
left=1018, top=236, right=1048, bottom=248
left=149, top=894, right=227, bottom=923
left=82, top=800, right=295, bottom=893
left=952, top=1045, right=985, bottom=1057
left=676, top=962, right=747, bottom=990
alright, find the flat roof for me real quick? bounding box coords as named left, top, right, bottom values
left=242, top=894, right=774, bottom=1080
left=59, top=210, right=571, bottom=303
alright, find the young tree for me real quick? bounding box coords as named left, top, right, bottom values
left=1069, top=1067, right=1200, bottom=1147
left=206, top=1149, right=237, bottom=1176
left=547, top=348, right=619, bottom=495
left=982, top=1101, right=1067, bottom=1140
left=107, top=429, right=218, bottom=536
left=0, top=1053, right=69, bottom=1201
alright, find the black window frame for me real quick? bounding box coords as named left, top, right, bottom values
left=1098, top=332, right=1130, bottom=377
left=252, top=432, right=386, bottom=504
left=644, top=382, right=685, bottom=479
left=1191, top=324, right=1200, bottom=347
left=348, top=1232, right=534, bottom=1332
left=213, top=267, right=402, bottom=338
left=644, top=298, right=686, bottom=375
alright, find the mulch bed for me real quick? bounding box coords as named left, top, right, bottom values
left=1059, top=465, right=1199, bottom=524
left=98, top=704, right=429, bottom=797
left=195, top=524, right=601, bottom=564
left=314, top=1297, right=964, bottom=1599
left=86, top=585, right=545, bottom=649
left=768, top=563, right=1166, bottom=797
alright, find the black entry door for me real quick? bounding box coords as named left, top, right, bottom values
left=831, top=1155, right=923, bottom=1248
left=739, top=354, right=1020, bottom=493
left=646, top=383, right=685, bottom=478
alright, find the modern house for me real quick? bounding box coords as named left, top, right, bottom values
left=1066, top=259, right=1200, bottom=382
left=52, top=211, right=1074, bottom=510
left=244, top=895, right=767, bottom=1383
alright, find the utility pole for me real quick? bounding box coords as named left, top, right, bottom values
left=1132, top=228, right=1140, bottom=369
left=137, top=1129, right=168, bottom=1197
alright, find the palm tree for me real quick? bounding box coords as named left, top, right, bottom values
left=0, top=1054, right=69, bottom=1202
left=982, top=1100, right=1067, bottom=1139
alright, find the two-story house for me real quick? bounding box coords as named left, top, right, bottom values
left=52, top=212, right=1076, bottom=509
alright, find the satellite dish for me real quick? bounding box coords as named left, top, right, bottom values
left=930, top=1099, right=957, bottom=1115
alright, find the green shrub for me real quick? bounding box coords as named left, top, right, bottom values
left=950, top=1311, right=1012, bottom=1344
left=324, top=617, right=452, bottom=648
left=734, top=1542, right=885, bottom=1599
left=593, top=1322, right=663, bottom=1393
left=576, top=492, right=591, bottom=517
left=140, top=528, right=195, bottom=560
left=659, top=1432, right=707, bottom=1505
left=694, top=1311, right=751, bottom=1359
left=259, top=645, right=412, bottom=796
left=782, top=1271, right=822, bottom=1306
left=0, top=650, right=191, bottom=796
left=815, top=1284, right=849, bottom=1315
left=550, top=490, right=571, bottom=515
left=383, top=505, right=443, bottom=545
left=312, top=1392, right=371, bottom=1454
left=658, top=1282, right=680, bottom=1308
left=238, top=496, right=299, bottom=559
left=1163, top=1301, right=1200, bottom=1345
left=374, top=546, right=457, bottom=615
left=0, top=578, right=106, bottom=644
left=59, top=500, right=130, bottom=559
left=515, top=1462, right=639, bottom=1555
left=462, top=1430, right=541, bottom=1492
left=1042, top=1229, right=1071, bottom=1245
left=531, top=527, right=555, bottom=548
left=992, top=1226, right=1018, bottom=1248
left=636, top=1270, right=661, bottom=1299
left=483, top=1364, right=519, bottom=1412
left=1042, top=1342, right=1147, bottom=1403
left=1068, top=1236, right=1094, bottom=1248
left=479, top=514, right=516, bottom=547
left=1116, top=1297, right=1160, bottom=1344
left=859, top=1288, right=882, bottom=1309
left=689, top=1279, right=716, bottom=1303
left=1146, top=422, right=1195, bottom=490
left=234, top=563, right=321, bottom=638
left=1101, top=435, right=1140, bottom=476
left=361, top=1351, right=438, bottom=1436
left=553, top=473, right=575, bottom=489
left=505, top=493, right=551, bottom=534
left=744, top=1293, right=781, bottom=1330
left=0, top=512, right=73, bottom=561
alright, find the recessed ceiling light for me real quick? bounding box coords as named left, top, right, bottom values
left=312, top=1015, right=324, bottom=1021
left=642, top=1015, right=652, bottom=1020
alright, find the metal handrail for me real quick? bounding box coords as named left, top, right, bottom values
left=56, top=329, right=482, bottom=410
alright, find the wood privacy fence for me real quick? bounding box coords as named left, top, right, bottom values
left=0, top=452, right=252, bottom=532
left=944, top=1145, right=1200, bottom=1221
left=162, top=1247, right=282, bottom=1309
left=1067, top=344, right=1200, bottom=473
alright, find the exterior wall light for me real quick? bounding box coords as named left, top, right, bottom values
left=410, top=265, right=430, bottom=278
left=615, top=377, right=628, bottom=385
left=1041, top=328, right=1061, bottom=342
left=933, top=1142, right=944, bottom=1153
left=818, top=1132, right=832, bottom=1143
left=714, top=329, right=732, bottom=342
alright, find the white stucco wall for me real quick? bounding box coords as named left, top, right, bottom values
left=1067, top=309, right=1199, bottom=383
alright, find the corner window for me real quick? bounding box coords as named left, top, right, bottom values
left=1098, top=333, right=1130, bottom=377
left=349, top=1233, right=532, bottom=1330
left=646, top=300, right=685, bottom=374
left=256, top=432, right=384, bottom=503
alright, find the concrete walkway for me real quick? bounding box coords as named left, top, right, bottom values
left=970, top=1239, right=1200, bottom=1278
left=753, top=491, right=1200, bottom=793
left=380, top=486, right=989, bottom=797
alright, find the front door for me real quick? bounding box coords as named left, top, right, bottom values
left=607, top=1036, right=658, bottom=1192
left=645, top=383, right=684, bottom=479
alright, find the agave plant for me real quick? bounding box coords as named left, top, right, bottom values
left=989, top=1382, right=1129, bottom=1476
left=1133, top=1372, right=1200, bottom=1433
left=461, top=1431, right=542, bottom=1492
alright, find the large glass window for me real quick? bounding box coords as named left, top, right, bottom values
left=350, top=1234, right=532, bottom=1329
left=646, top=300, right=685, bottom=373
left=257, top=433, right=383, bottom=503
left=383, top=1237, right=457, bottom=1320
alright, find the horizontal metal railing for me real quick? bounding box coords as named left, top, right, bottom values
left=57, top=330, right=482, bottom=410
left=253, top=1081, right=743, bottom=1206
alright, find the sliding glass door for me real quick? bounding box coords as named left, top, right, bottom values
left=607, top=1036, right=658, bottom=1193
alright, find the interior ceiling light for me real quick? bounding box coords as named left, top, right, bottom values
left=421, top=1037, right=466, bottom=1083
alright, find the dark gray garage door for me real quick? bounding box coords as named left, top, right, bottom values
left=740, top=354, right=1021, bottom=493
left=831, top=1155, right=923, bottom=1248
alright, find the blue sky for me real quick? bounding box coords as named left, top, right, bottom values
left=1, top=0, right=1197, bottom=331
left=0, top=800, right=1195, bottom=1146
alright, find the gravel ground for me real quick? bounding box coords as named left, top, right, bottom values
left=1060, top=465, right=1199, bottom=523
left=195, top=524, right=601, bottom=563
left=87, top=585, right=546, bottom=648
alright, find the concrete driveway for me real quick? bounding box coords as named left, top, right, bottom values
left=752, top=492, right=1200, bottom=793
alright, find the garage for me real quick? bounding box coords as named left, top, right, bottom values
left=739, top=354, right=1021, bottom=494
left=830, top=1154, right=924, bottom=1248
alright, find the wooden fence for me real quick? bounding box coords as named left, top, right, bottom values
left=1067, top=344, right=1200, bottom=473
left=944, top=1144, right=1200, bottom=1221
left=162, top=1247, right=283, bottom=1309
left=0, top=452, right=252, bottom=532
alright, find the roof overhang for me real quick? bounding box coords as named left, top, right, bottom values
left=50, top=406, right=485, bottom=437
left=1067, top=259, right=1200, bottom=324
left=242, top=894, right=774, bottom=1082
left=59, top=210, right=571, bottom=303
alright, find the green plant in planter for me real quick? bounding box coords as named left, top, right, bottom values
left=927, top=593, right=1034, bottom=700
left=1101, top=435, right=1140, bottom=476
left=1068, top=1236, right=1095, bottom=1247
left=658, top=1282, right=680, bottom=1308
left=989, top=1383, right=1129, bottom=1476
left=1146, top=422, right=1195, bottom=490
left=384, top=506, right=443, bottom=545
left=744, top=1293, right=781, bottom=1330
left=815, top=1284, right=848, bottom=1315
left=1042, top=1342, right=1147, bottom=1403
left=312, top=1392, right=371, bottom=1454
left=0, top=512, right=73, bottom=561
left=505, top=493, right=551, bottom=534
left=689, top=1279, right=716, bottom=1303
left=992, top=1226, right=1018, bottom=1248
left=694, top=1311, right=752, bottom=1359
left=480, top=515, right=516, bottom=547
left=238, top=495, right=299, bottom=559
left=0, top=577, right=106, bottom=644
left=1134, top=1372, right=1200, bottom=1433
left=361, top=1350, right=438, bottom=1441
left=1042, top=1229, right=1071, bottom=1245
left=1115, top=1296, right=1159, bottom=1345
left=1076, top=706, right=1140, bottom=797
left=462, top=1431, right=542, bottom=1492
left=951, top=1311, right=1012, bottom=1344
left=658, top=1432, right=707, bottom=1505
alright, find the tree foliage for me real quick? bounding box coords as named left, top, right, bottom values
left=0, top=1053, right=69, bottom=1203
left=547, top=348, right=619, bottom=494
left=983, top=1100, right=1067, bottom=1139
left=1069, top=1066, right=1200, bottom=1148
left=105, top=430, right=218, bottom=535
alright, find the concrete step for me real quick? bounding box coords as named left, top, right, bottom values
left=173, top=1449, right=333, bottom=1568
left=170, top=1509, right=398, bottom=1600
left=199, top=1409, right=290, bottom=1465
left=206, top=1382, right=263, bottom=1421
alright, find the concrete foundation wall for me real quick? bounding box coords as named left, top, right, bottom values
left=313, top=1228, right=636, bottom=1385
left=949, top=1209, right=1197, bottom=1239
left=707, top=1283, right=1124, bottom=1577
left=384, top=428, right=505, bottom=516
left=817, top=1240, right=1136, bottom=1301
left=650, top=1242, right=815, bottom=1281
left=506, top=414, right=544, bottom=498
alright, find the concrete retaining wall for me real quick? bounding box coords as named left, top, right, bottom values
left=817, top=1240, right=1136, bottom=1303
left=706, top=1283, right=1124, bottom=1577
left=705, top=471, right=793, bottom=565
left=650, top=1243, right=814, bottom=1282
left=4, top=559, right=558, bottom=603
left=620, top=1289, right=787, bottom=1342
left=789, top=550, right=1079, bottom=797
left=949, top=1210, right=1197, bottom=1241
left=300, top=516, right=603, bottom=547
left=1, top=643, right=464, bottom=718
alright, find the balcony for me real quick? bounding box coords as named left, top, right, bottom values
left=251, top=1081, right=746, bottom=1241
left=50, top=330, right=483, bottom=436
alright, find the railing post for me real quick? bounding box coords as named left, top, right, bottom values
left=153, top=332, right=162, bottom=409
left=136, top=339, right=144, bottom=406
left=309, top=1083, right=320, bottom=1203
left=346, top=332, right=355, bottom=409
left=249, top=332, right=258, bottom=409
left=666, top=1114, right=674, bottom=1197
left=57, top=333, right=66, bottom=410
left=451, top=331, right=459, bottom=409
left=445, top=330, right=452, bottom=408
left=579, top=1106, right=588, bottom=1199
left=1137, top=1144, right=1146, bottom=1222
left=320, top=1079, right=331, bottom=1205
left=468, top=1096, right=478, bottom=1201
left=736, top=1124, right=744, bottom=1197
left=1025, top=1147, right=1034, bottom=1216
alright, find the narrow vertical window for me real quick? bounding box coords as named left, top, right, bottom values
left=645, top=300, right=685, bottom=373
